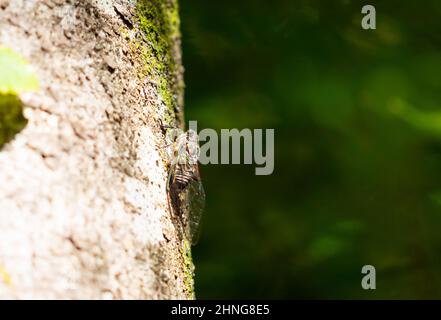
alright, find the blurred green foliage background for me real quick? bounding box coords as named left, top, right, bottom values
left=180, top=0, right=441, bottom=298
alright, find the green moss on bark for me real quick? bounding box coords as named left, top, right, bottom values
left=0, top=95, right=27, bottom=148
left=135, top=0, right=182, bottom=126
left=0, top=47, right=38, bottom=148
left=180, top=239, right=195, bottom=298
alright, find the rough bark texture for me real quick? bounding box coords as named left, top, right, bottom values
left=0, top=0, right=194, bottom=299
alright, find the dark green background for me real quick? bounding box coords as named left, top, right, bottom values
left=181, top=0, right=441, bottom=298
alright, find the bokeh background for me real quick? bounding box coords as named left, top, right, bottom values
left=180, top=0, right=441, bottom=299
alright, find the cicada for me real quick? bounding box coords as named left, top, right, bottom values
left=166, top=128, right=205, bottom=245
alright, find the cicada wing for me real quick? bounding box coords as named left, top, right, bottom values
left=184, top=177, right=205, bottom=245
left=166, top=162, right=182, bottom=220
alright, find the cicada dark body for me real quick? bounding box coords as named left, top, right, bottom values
left=166, top=129, right=205, bottom=245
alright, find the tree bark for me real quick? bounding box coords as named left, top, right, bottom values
left=0, top=0, right=194, bottom=299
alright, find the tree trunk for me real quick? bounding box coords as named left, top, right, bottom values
left=0, top=0, right=194, bottom=299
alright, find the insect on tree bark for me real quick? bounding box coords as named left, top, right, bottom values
left=166, top=129, right=205, bottom=245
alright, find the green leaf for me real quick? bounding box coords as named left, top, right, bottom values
left=0, top=47, right=39, bottom=94
left=389, top=98, right=441, bottom=137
